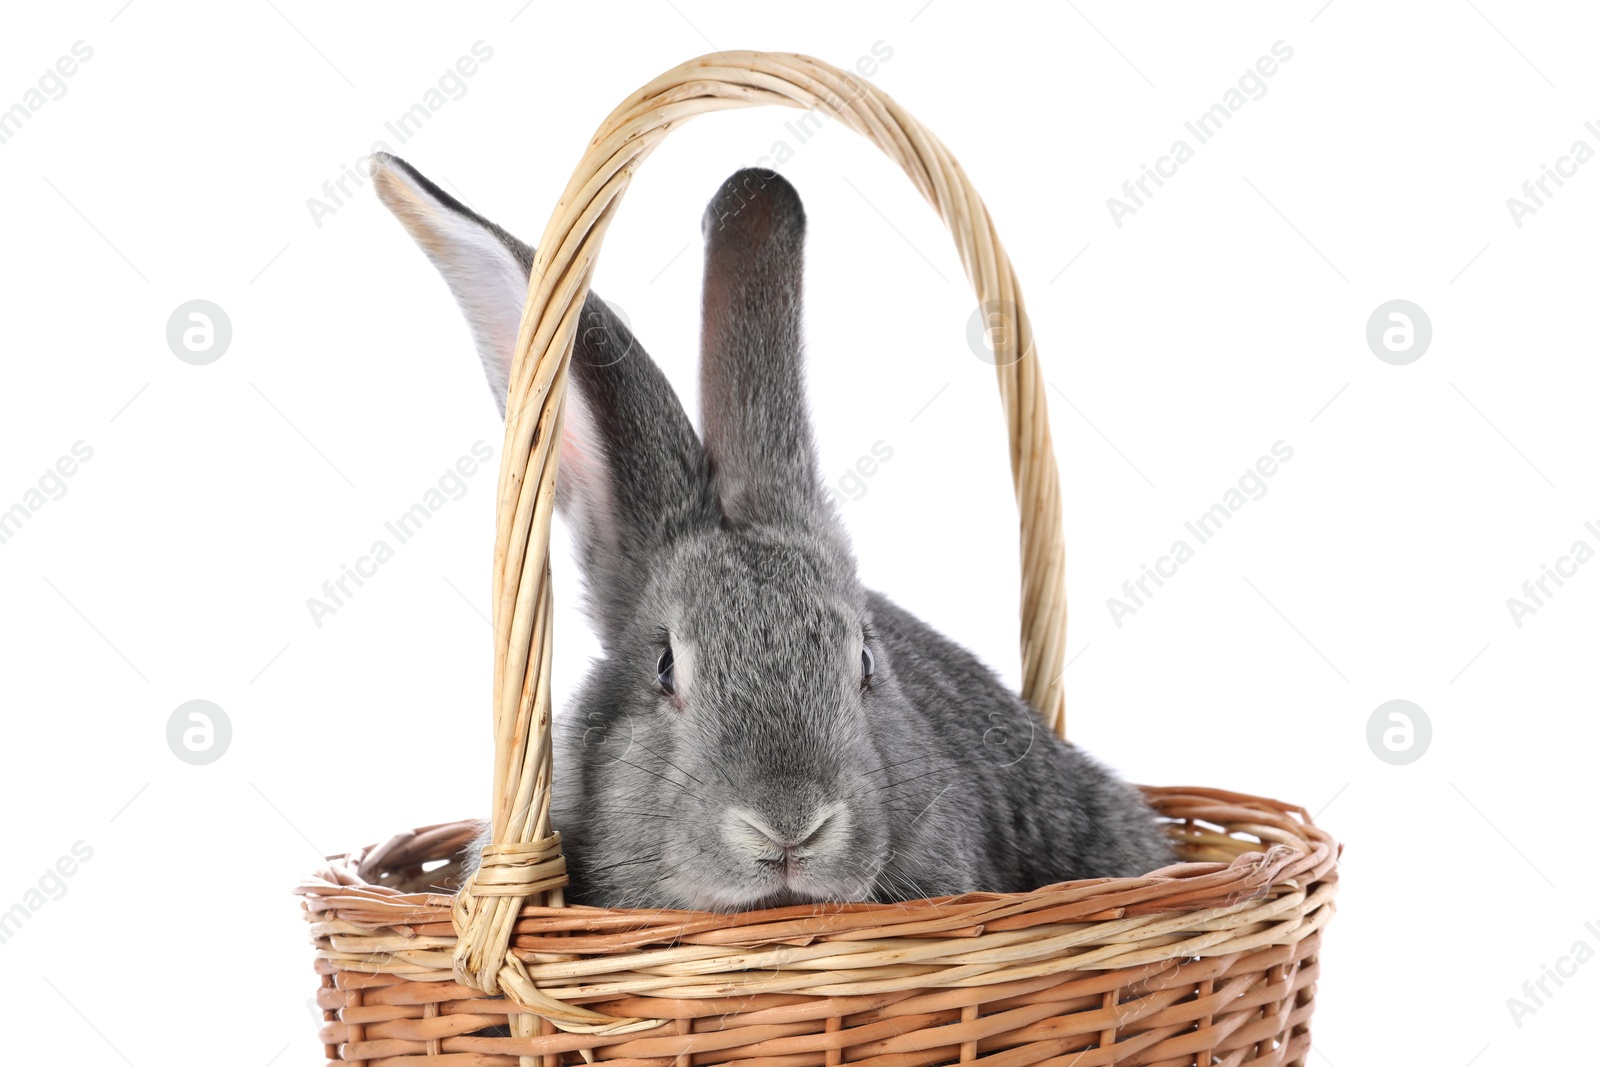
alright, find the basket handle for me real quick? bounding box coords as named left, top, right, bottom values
left=451, top=51, right=1067, bottom=1031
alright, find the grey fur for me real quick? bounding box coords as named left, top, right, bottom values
left=375, top=157, right=1175, bottom=911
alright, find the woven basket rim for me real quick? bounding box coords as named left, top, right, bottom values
left=295, top=785, right=1339, bottom=1042
left=297, top=786, right=1339, bottom=937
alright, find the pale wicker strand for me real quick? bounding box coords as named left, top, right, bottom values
left=453, top=50, right=1071, bottom=1031
left=314, top=872, right=1336, bottom=1001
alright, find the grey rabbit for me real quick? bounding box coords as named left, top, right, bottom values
left=372, top=153, right=1175, bottom=911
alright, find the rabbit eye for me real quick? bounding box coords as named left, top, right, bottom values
left=657, top=646, right=676, bottom=695
left=861, top=646, right=875, bottom=684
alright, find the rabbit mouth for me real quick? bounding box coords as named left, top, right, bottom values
left=689, top=874, right=871, bottom=913
left=677, top=833, right=877, bottom=911
left=692, top=805, right=874, bottom=910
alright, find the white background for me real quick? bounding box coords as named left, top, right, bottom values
left=2, top=1, right=1596, bottom=1063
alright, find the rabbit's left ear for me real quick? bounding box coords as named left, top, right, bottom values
left=699, top=168, right=831, bottom=530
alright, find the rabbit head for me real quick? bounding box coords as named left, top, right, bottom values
left=373, top=156, right=937, bottom=911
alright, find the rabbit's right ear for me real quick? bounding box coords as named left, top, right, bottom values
left=370, top=152, right=532, bottom=418
left=373, top=153, right=716, bottom=641
left=699, top=169, right=831, bottom=532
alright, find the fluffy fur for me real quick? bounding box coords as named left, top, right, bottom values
left=373, top=154, right=1176, bottom=911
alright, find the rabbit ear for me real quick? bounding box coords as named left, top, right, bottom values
left=370, top=152, right=531, bottom=417
left=560, top=296, right=719, bottom=638
left=699, top=168, right=826, bottom=529
left=373, top=153, right=715, bottom=639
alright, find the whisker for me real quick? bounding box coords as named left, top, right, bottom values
left=843, top=765, right=951, bottom=801
left=634, top=741, right=708, bottom=788
left=609, top=754, right=702, bottom=799
left=583, top=808, right=676, bottom=819
left=585, top=853, right=666, bottom=876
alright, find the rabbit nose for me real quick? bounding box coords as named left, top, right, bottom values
left=731, top=804, right=842, bottom=857
left=761, top=829, right=814, bottom=856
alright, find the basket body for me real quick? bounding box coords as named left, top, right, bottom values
left=300, top=788, right=1336, bottom=1065
left=299, top=50, right=1340, bottom=1066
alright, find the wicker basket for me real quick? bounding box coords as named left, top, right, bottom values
left=296, top=51, right=1340, bottom=1066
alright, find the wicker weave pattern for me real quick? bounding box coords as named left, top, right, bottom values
left=296, top=50, right=1340, bottom=1065
left=299, top=788, right=1336, bottom=1063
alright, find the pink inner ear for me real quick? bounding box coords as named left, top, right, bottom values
left=555, top=392, right=617, bottom=553
left=559, top=413, right=599, bottom=487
